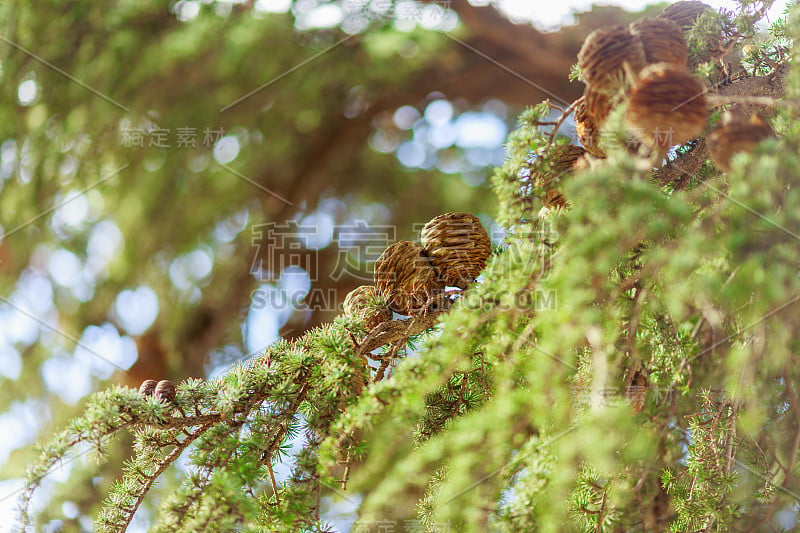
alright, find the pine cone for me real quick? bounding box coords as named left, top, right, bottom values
left=374, top=240, right=442, bottom=314
left=343, top=285, right=393, bottom=330
left=542, top=191, right=567, bottom=210
left=538, top=144, right=586, bottom=210
left=625, top=370, right=649, bottom=414
left=575, top=99, right=606, bottom=158
left=630, top=17, right=689, bottom=68
left=551, top=143, right=586, bottom=175
left=658, top=0, right=721, bottom=67
left=138, top=379, right=157, bottom=396
left=154, top=380, right=176, bottom=403
left=707, top=112, right=775, bottom=172
left=584, top=86, right=613, bottom=125
left=420, top=213, right=492, bottom=289
left=627, top=63, right=707, bottom=148
left=351, top=363, right=368, bottom=396
left=578, top=26, right=647, bottom=95
left=658, top=0, right=712, bottom=32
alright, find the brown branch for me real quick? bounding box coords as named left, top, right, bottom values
left=548, top=98, right=582, bottom=144
left=455, top=372, right=469, bottom=415
left=625, top=286, right=648, bottom=359
left=339, top=448, right=353, bottom=492
left=372, top=345, right=399, bottom=383
left=596, top=490, right=607, bottom=533
left=151, top=384, right=273, bottom=429
left=652, top=139, right=709, bottom=190
left=358, top=293, right=453, bottom=357
left=157, top=413, right=224, bottom=427
left=267, top=461, right=281, bottom=506
left=712, top=64, right=790, bottom=103
left=20, top=416, right=138, bottom=524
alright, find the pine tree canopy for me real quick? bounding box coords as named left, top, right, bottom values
left=3, top=0, right=800, bottom=531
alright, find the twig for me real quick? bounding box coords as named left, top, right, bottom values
left=267, top=461, right=280, bottom=506
left=373, top=346, right=399, bottom=383
left=358, top=293, right=453, bottom=357
left=651, top=139, right=709, bottom=190
left=259, top=380, right=310, bottom=469
left=547, top=97, right=581, bottom=144
left=705, top=95, right=778, bottom=107
left=341, top=450, right=352, bottom=492
left=625, top=286, right=648, bottom=358
left=455, top=373, right=469, bottom=415
left=596, top=490, right=607, bottom=533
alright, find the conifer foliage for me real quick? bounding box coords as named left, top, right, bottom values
left=18, top=1, right=800, bottom=531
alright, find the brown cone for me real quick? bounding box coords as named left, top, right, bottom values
left=154, top=380, right=176, bottom=403
left=420, top=213, right=492, bottom=288
left=578, top=26, right=647, bottom=95
left=138, top=379, right=157, bottom=396
left=584, top=86, right=614, bottom=125
left=658, top=1, right=721, bottom=67
left=626, top=370, right=649, bottom=414
left=540, top=144, right=587, bottom=210
left=707, top=112, right=775, bottom=172
left=575, top=99, right=606, bottom=158
left=343, top=285, right=393, bottom=330
left=551, top=143, right=586, bottom=174
left=658, top=1, right=713, bottom=32
left=630, top=17, right=689, bottom=68
left=627, top=63, right=707, bottom=148
left=374, top=241, right=442, bottom=314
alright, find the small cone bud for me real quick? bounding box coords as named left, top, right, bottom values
left=154, top=380, right=176, bottom=403
left=343, top=285, right=392, bottom=330
left=139, top=379, right=157, bottom=396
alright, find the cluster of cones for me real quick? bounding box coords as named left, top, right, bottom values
left=128, top=215, right=491, bottom=394
left=343, top=212, right=492, bottom=330
left=541, top=0, right=775, bottom=209
left=138, top=378, right=177, bottom=403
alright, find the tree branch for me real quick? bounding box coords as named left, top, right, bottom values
left=357, top=293, right=453, bottom=357
left=652, top=65, right=789, bottom=189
